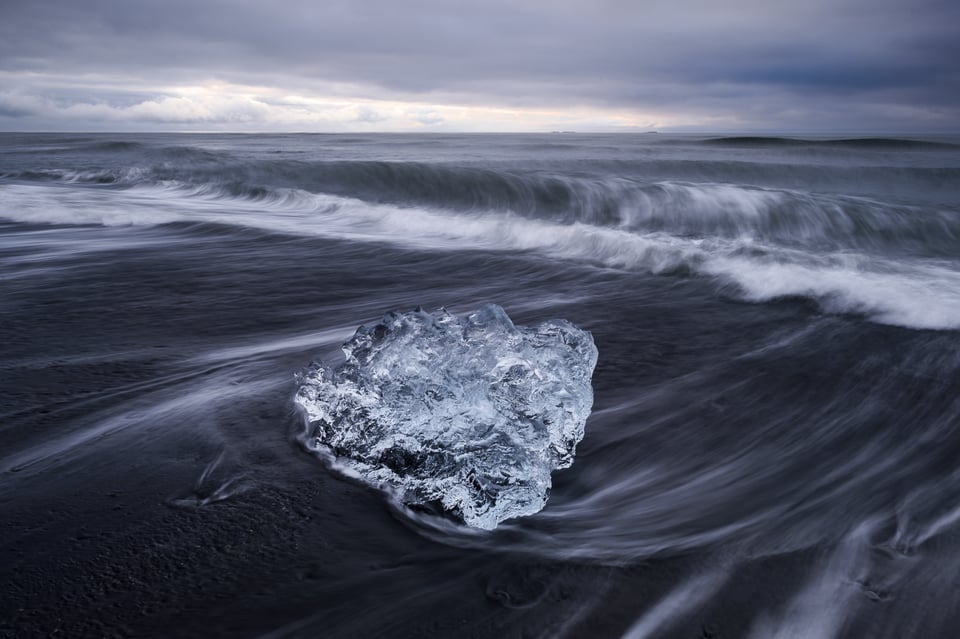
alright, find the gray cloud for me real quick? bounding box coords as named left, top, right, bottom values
left=0, top=0, right=957, bottom=131
left=0, top=104, right=31, bottom=118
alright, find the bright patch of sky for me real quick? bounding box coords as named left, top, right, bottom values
left=1, top=0, right=956, bottom=132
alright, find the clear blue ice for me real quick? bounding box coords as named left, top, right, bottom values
left=295, top=304, right=597, bottom=529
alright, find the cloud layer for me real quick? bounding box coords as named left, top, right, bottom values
left=1, top=0, right=957, bottom=131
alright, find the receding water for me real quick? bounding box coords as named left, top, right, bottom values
left=2, top=132, right=959, bottom=638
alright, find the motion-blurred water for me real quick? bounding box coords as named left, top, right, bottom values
left=2, top=132, right=959, bottom=638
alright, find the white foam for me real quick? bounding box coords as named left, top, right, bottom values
left=621, top=570, right=728, bottom=639
left=3, top=181, right=959, bottom=330
left=747, top=521, right=877, bottom=639
left=706, top=255, right=960, bottom=329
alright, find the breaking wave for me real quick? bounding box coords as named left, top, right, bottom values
left=3, top=164, right=958, bottom=253
left=2, top=175, right=960, bottom=330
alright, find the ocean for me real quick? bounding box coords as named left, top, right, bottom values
left=2, top=132, right=959, bottom=637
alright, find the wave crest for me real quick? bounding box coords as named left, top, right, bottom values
left=2, top=180, right=959, bottom=330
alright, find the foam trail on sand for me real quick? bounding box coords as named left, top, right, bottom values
left=747, top=521, right=877, bottom=639
left=621, top=570, right=728, bottom=639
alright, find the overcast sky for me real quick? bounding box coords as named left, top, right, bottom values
left=1, top=0, right=957, bottom=132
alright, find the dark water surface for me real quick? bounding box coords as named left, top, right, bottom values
left=2, top=133, right=960, bottom=638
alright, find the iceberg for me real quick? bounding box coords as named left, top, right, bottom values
left=294, top=304, right=597, bottom=530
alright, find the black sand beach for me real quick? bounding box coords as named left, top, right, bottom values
left=3, top=132, right=960, bottom=638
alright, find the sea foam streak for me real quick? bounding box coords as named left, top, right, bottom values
left=2, top=180, right=959, bottom=329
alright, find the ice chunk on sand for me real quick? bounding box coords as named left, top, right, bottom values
left=294, top=304, right=597, bottom=530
